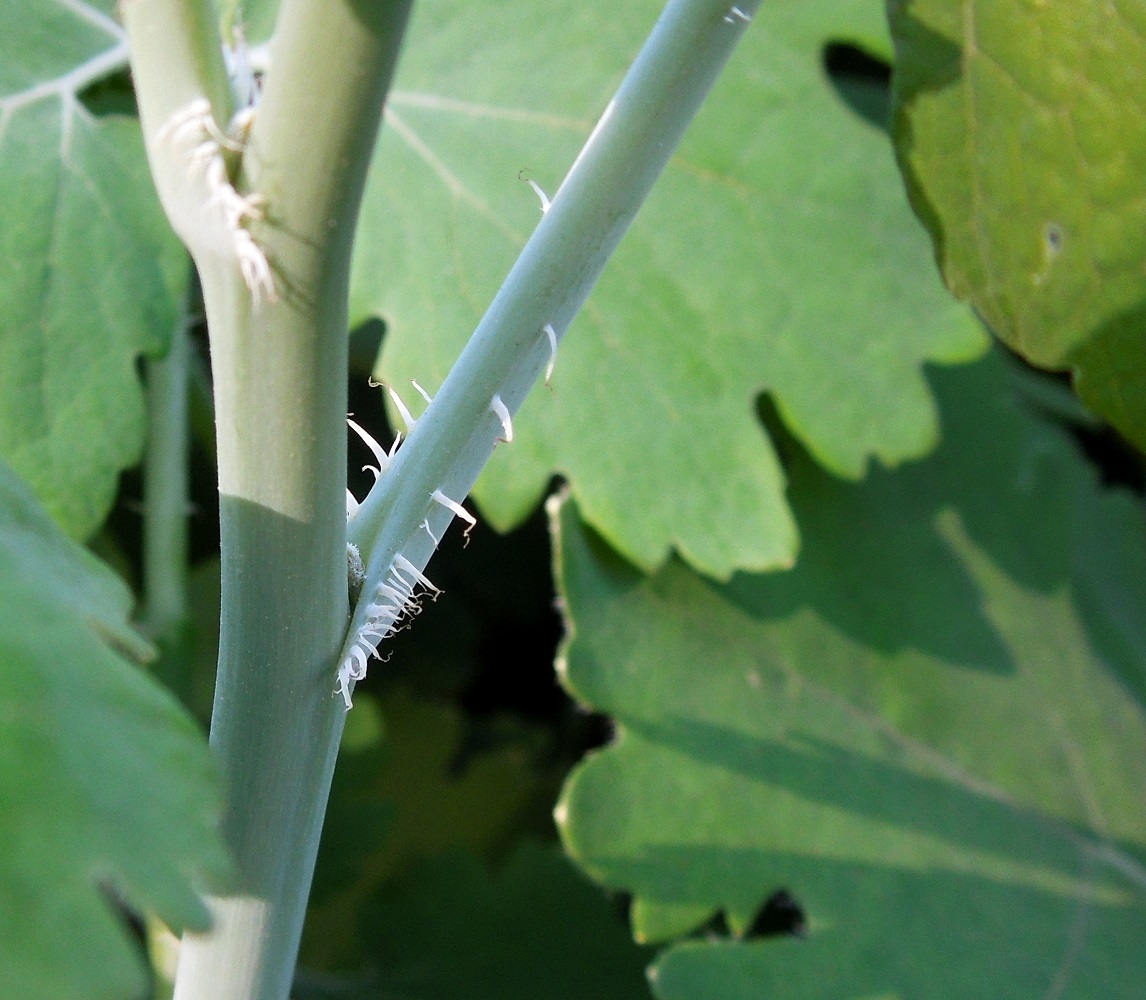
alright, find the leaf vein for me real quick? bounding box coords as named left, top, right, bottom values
left=384, top=106, right=525, bottom=246
left=55, top=0, right=125, bottom=40
left=390, top=90, right=592, bottom=132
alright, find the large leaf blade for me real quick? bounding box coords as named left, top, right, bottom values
left=0, top=461, right=229, bottom=1000
left=888, top=0, right=1146, bottom=451
left=552, top=351, right=1146, bottom=997
left=0, top=1, right=185, bottom=538
left=352, top=0, right=984, bottom=579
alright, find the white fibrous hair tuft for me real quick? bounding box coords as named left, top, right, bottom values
left=543, top=324, right=558, bottom=386
left=490, top=394, right=513, bottom=443
left=527, top=178, right=551, bottom=214
left=393, top=554, right=441, bottom=597
left=348, top=417, right=390, bottom=480
left=154, top=97, right=276, bottom=305
left=223, top=24, right=262, bottom=110
left=431, top=488, right=477, bottom=540
left=335, top=552, right=442, bottom=709
left=387, top=386, right=417, bottom=432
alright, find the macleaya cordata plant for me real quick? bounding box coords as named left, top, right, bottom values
left=121, top=0, right=761, bottom=996
left=11, top=0, right=1145, bottom=997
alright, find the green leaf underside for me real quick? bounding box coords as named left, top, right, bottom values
left=0, top=1, right=185, bottom=539
left=0, top=462, right=228, bottom=1000
left=888, top=0, right=1146, bottom=453
left=351, top=0, right=985, bottom=579
left=339, top=845, right=653, bottom=1000
left=552, top=351, right=1146, bottom=999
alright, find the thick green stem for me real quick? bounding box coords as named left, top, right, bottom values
left=129, top=1, right=413, bottom=998
left=142, top=295, right=192, bottom=638
left=341, top=0, right=760, bottom=698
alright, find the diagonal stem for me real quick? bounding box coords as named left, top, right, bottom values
left=342, top=0, right=761, bottom=700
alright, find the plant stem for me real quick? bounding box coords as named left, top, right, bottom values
left=141, top=292, right=193, bottom=638
left=342, top=0, right=761, bottom=694
left=121, top=0, right=235, bottom=251
left=128, top=0, right=413, bottom=997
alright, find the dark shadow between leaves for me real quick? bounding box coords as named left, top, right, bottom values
left=353, top=845, right=654, bottom=1000
left=745, top=363, right=1022, bottom=675
left=740, top=357, right=1107, bottom=676
left=1068, top=471, right=1146, bottom=715
left=1071, top=302, right=1146, bottom=467
left=822, top=41, right=891, bottom=132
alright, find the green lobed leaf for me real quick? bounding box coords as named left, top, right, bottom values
left=0, top=1, right=186, bottom=538
left=351, top=0, right=985, bottom=580
left=552, top=350, right=1146, bottom=998
left=0, top=460, right=229, bottom=1000
left=888, top=0, right=1146, bottom=452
